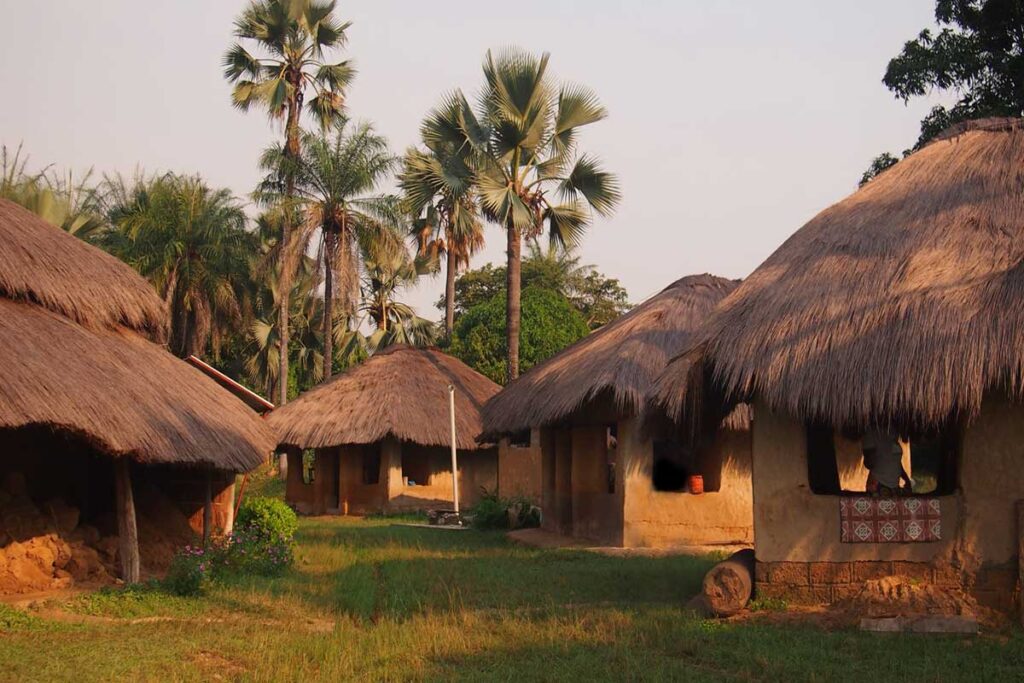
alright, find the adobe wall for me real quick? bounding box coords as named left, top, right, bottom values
left=338, top=444, right=388, bottom=515
left=284, top=447, right=315, bottom=514
left=497, top=431, right=542, bottom=505
left=751, top=396, right=1024, bottom=613
left=384, top=441, right=497, bottom=513
left=569, top=425, right=622, bottom=545
left=620, top=417, right=753, bottom=548
left=540, top=427, right=574, bottom=535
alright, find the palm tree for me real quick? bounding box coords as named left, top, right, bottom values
left=1, top=144, right=106, bottom=239
left=400, top=100, right=484, bottom=341
left=359, top=242, right=437, bottom=351
left=102, top=174, right=256, bottom=359
left=257, top=120, right=402, bottom=379
left=224, top=0, right=353, bottom=404
left=428, top=49, right=621, bottom=381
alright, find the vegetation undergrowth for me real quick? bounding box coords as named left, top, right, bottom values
left=3, top=516, right=1023, bottom=681
left=469, top=490, right=541, bottom=530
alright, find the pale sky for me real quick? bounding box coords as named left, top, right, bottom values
left=0, top=1, right=949, bottom=314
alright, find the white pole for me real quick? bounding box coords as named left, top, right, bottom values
left=448, top=384, right=460, bottom=515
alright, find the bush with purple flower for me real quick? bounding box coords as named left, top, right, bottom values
left=163, top=497, right=298, bottom=595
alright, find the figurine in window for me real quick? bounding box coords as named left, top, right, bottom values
left=862, top=430, right=913, bottom=496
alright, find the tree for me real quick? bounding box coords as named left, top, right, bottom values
left=400, top=99, right=485, bottom=341
left=224, top=0, right=353, bottom=404
left=358, top=243, right=438, bottom=353
left=1, top=144, right=106, bottom=239
left=101, top=174, right=256, bottom=359
left=863, top=0, right=1024, bottom=183
left=449, top=287, right=589, bottom=384
left=439, top=245, right=630, bottom=330
left=858, top=152, right=901, bottom=187
left=258, top=120, right=400, bottom=379
left=428, top=49, right=620, bottom=381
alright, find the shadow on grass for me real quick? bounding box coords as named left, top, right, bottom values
left=280, top=520, right=717, bottom=622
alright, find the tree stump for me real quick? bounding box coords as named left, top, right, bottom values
left=702, top=548, right=755, bottom=616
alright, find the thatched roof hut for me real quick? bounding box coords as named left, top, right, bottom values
left=0, top=198, right=273, bottom=471
left=268, top=345, right=499, bottom=451
left=480, top=274, right=740, bottom=440
left=650, top=117, right=1024, bottom=432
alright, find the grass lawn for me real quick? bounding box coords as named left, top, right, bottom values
left=1, top=517, right=1022, bottom=681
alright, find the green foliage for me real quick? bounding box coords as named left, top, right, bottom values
left=442, top=245, right=630, bottom=330
left=236, top=496, right=299, bottom=543
left=469, top=490, right=541, bottom=530
left=748, top=596, right=788, bottom=612
left=100, top=173, right=256, bottom=359
left=858, top=152, right=901, bottom=187
left=865, top=0, right=1024, bottom=182
left=450, top=287, right=589, bottom=383
left=0, top=603, right=46, bottom=631
left=164, top=546, right=215, bottom=596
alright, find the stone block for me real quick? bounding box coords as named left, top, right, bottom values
left=931, top=563, right=962, bottom=587
left=892, top=561, right=930, bottom=581
left=769, top=562, right=809, bottom=586
left=809, top=562, right=852, bottom=584
left=830, top=584, right=863, bottom=602
left=853, top=561, right=893, bottom=582
left=782, top=585, right=833, bottom=606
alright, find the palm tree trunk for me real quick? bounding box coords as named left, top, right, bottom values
left=444, top=250, right=456, bottom=340
left=322, top=232, right=334, bottom=380
left=505, top=219, right=522, bottom=382
left=277, top=90, right=304, bottom=406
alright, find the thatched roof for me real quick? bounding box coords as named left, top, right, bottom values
left=0, top=199, right=166, bottom=335
left=267, top=345, right=500, bottom=450
left=0, top=200, right=273, bottom=470
left=480, top=274, right=740, bottom=439
left=651, top=117, right=1024, bottom=432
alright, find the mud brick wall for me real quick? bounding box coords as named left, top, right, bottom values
left=755, top=560, right=1017, bottom=613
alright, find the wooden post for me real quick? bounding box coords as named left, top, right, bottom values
left=1017, top=500, right=1024, bottom=627
left=114, top=458, right=140, bottom=584
left=448, top=385, right=460, bottom=515
left=203, top=468, right=213, bottom=547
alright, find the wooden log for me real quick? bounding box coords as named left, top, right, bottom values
left=203, top=468, right=213, bottom=548
left=702, top=548, right=755, bottom=616
left=114, top=458, right=140, bottom=584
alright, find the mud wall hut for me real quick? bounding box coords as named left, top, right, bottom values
left=650, top=118, right=1024, bottom=615
left=481, top=274, right=753, bottom=548
left=267, top=346, right=499, bottom=515
left=0, top=199, right=273, bottom=593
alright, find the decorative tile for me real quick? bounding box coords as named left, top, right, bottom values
left=839, top=497, right=941, bottom=543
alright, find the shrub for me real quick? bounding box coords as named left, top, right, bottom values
left=236, top=496, right=298, bottom=543
left=469, top=490, right=540, bottom=530
left=219, top=524, right=293, bottom=577
left=164, top=545, right=216, bottom=596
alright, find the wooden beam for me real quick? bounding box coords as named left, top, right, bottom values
left=203, top=468, right=213, bottom=547
left=114, top=458, right=140, bottom=584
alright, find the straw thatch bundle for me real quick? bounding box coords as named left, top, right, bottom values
left=267, top=345, right=499, bottom=450
left=479, top=274, right=740, bottom=439
left=0, top=199, right=166, bottom=336
left=0, top=199, right=273, bottom=470
left=651, top=118, right=1024, bottom=431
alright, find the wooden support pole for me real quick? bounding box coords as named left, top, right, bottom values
left=1017, top=500, right=1024, bottom=627
left=203, top=468, right=213, bottom=548
left=114, top=458, right=140, bottom=584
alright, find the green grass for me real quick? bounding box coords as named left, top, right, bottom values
left=1, top=517, right=1022, bottom=681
